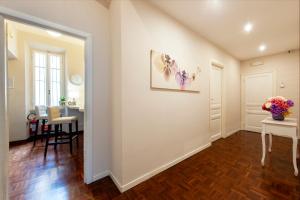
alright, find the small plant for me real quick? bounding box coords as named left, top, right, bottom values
left=60, top=96, right=66, bottom=106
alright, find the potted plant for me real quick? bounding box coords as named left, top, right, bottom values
left=60, top=96, right=66, bottom=106
left=262, top=96, right=294, bottom=121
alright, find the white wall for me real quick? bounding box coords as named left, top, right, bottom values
left=241, top=50, right=300, bottom=128
left=0, top=0, right=111, bottom=187
left=110, top=0, right=123, bottom=185
left=110, top=0, right=240, bottom=191
left=7, top=29, right=27, bottom=142
left=6, top=22, right=17, bottom=58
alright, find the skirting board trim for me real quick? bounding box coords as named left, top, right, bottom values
left=211, top=133, right=221, bottom=142
left=92, top=170, right=110, bottom=181
left=224, top=128, right=240, bottom=138
left=92, top=142, right=212, bottom=193
left=109, top=172, right=123, bottom=192
left=120, top=142, right=211, bottom=192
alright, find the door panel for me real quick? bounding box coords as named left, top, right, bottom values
left=244, top=73, right=273, bottom=132
left=210, top=66, right=222, bottom=140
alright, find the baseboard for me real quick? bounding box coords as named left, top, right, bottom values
left=109, top=172, right=123, bottom=192
left=120, top=142, right=211, bottom=192
left=211, top=133, right=221, bottom=142
left=224, top=128, right=240, bottom=138
left=92, top=142, right=212, bottom=193
left=92, top=170, right=110, bottom=181
left=93, top=170, right=123, bottom=192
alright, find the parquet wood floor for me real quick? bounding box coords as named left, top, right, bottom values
left=9, top=131, right=300, bottom=200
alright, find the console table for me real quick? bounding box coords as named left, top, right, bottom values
left=261, top=117, right=298, bottom=176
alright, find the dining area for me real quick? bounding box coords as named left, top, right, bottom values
left=32, top=105, right=84, bottom=157
left=9, top=105, right=85, bottom=200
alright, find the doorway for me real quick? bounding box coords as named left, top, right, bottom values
left=242, top=72, right=274, bottom=132
left=7, top=19, right=86, bottom=199
left=210, top=61, right=224, bottom=141
left=0, top=13, right=94, bottom=199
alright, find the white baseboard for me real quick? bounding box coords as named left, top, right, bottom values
left=92, top=170, right=110, bottom=181
left=92, top=170, right=123, bottom=192
left=211, top=132, right=221, bottom=142
left=92, top=142, right=212, bottom=193
left=245, top=126, right=261, bottom=133
left=120, top=142, right=211, bottom=192
left=109, top=172, right=123, bottom=192
left=224, top=128, right=240, bottom=138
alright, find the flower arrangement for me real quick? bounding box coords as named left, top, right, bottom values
left=262, top=96, right=294, bottom=120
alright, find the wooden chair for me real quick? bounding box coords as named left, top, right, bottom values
left=34, top=105, right=48, bottom=146
left=44, top=106, right=79, bottom=157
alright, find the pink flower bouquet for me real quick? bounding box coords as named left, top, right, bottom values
left=262, top=96, right=294, bottom=121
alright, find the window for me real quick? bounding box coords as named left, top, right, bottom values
left=33, top=50, right=64, bottom=106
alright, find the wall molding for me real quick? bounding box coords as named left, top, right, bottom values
left=121, top=142, right=211, bottom=192
left=92, top=171, right=123, bottom=192
left=92, top=142, right=212, bottom=193
left=93, top=171, right=122, bottom=192
left=211, top=132, right=222, bottom=142
left=92, top=170, right=110, bottom=181
left=224, top=128, right=240, bottom=138
left=109, top=172, right=123, bottom=192
left=94, top=132, right=245, bottom=193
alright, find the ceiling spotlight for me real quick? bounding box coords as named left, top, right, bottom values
left=46, top=30, right=62, bottom=37
left=259, top=44, right=267, bottom=52
left=243, top=22, right=253, bottom=33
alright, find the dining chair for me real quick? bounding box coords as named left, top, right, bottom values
left=44, top=106, right=79, bottom=157
left=34, top=105, right=48, bottom=146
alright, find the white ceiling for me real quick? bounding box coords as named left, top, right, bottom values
left=8, top=20, right=84, bottom=46
left=148, top=0, right=300, bottom=60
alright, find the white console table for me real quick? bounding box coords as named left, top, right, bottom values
left=261, top=117, right=298, bottom=176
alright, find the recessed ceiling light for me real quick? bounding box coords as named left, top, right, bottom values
left=208, top=0, right=222, bottom=10
left=46, top=30, right=62, bottom=37
left=243, top=22, right=253, bottom=33
left=259, top=44, right=267, bottom=52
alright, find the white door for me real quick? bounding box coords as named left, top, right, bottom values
left=0, top=15, right=9, bottom=200
left=244, top=73, right=273, bottom=132
left=210, top=65, right=222, bottom=141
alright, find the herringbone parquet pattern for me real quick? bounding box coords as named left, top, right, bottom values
left=9, top=131, right=300, bottom=200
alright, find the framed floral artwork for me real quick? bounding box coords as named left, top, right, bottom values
left=150, top=50, right=201, bottom=92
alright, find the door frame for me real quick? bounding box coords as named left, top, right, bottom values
left=241, top=71, right=276, bottom=131
left=0, top=6, right=94, bottom=199
left=0, top=14, right=8, bottom=200
left=209, top=60, right=225, bottom=141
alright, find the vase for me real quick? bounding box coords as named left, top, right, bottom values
left=272, top=113, right=284, bottom=121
